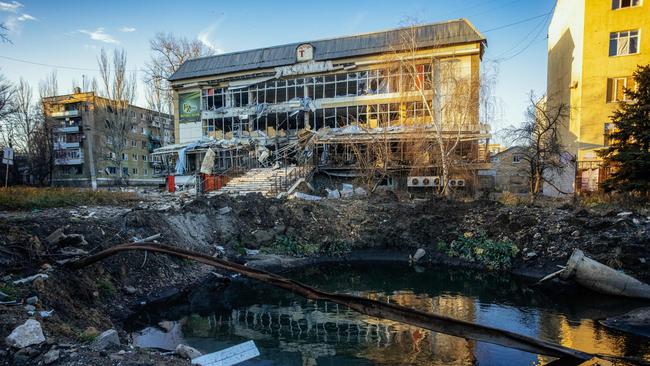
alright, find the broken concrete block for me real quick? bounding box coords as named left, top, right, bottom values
left=253, top=229, right=275, bottom=245
left=43, top=349, right=60, bottom=364
left=218, top=207, right=232, bottom=215
left=175, top=344, right=202, bottom=360
left=91, top=329, right=120, bottom=350
left=45, top=228, right=66, bottom=245
left=5, top=319, right=46, bottom=348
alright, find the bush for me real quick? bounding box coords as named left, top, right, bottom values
left=498, top=191, right=525, bottom=206
left=444, top=232, right=519, bottom=270
left=320, top=239, right=351, bottom=257
left=0, top=187, right=138, bottom=210
left=96, top=278, right=115, bottom=298
left=262, top=236, right=319, bottom=257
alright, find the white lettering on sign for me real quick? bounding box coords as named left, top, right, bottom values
left=275, top=60, right=336, bottom=78
left=296, top=43, right=313, bottom=62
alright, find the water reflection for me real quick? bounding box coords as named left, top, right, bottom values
left=134, top=263, right=650, bottom=365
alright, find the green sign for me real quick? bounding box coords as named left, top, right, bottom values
left=179, top=91, right=200, bottom=123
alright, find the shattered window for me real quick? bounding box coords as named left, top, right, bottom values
left=609, top=30, right=639, bottom=56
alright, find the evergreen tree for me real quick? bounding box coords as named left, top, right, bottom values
left=598, top=65, right=650, bottom=193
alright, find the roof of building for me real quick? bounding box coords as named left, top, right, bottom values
left=169, top=18, right=486, bottom=82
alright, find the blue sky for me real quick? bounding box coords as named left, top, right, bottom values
left=0, top=0, right=555, bottom=141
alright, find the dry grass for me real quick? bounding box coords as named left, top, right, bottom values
left=0, top=187, right=138, bottom=210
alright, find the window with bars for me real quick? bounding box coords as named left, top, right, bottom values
left=609, top=30, right=639, bottom=56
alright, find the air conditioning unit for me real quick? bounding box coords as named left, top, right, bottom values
left=456, top=179, right=466, bottom=187
left=408, top=176, right=438, bottom=187
left=448, top=179, right=457, bottom=187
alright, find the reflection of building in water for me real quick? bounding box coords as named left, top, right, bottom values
left=536, top=313, right=642, bottom=365
left=184, top=290, right=478, bottom=365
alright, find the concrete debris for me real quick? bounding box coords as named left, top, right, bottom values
left=25, top=296, right=38, bottom=305
left=175, top=344, right=202, bottom=360
left=38, top=310, right=54, bottom=318
left=560, top=249, right=650, bottom=299
left=5, top=319, right=46, bottom=348
left=12, top=273, right=48, bottom=286
left=218, top=206, right=232, bottom=215
left=291, top=192, right=322, bottom=201
left=326, top=188, right=341, bottom=199
left=354, top=187, right=367, bottom=196
left=617, top=212, right=633, bottom=217
left=91, top=329, right=120, bottom=350
left=123, top=286, right=137, bottom=295
left=24, top=304, right=35, bottom=312
left=43, top=349, right=60, bottom=364
left=409, top=248, right=426, bottom=263
left=245, top=249, right=260, bottom=256
left=45, top=228, right=66, bottom=245
left=59, top=247, right=89, bottom=257
left=340, top=184, right=354, bottom=198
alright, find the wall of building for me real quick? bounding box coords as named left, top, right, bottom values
left=45, top=92, right=174, bottom=187
left=548, top=0, right=649, bottom=193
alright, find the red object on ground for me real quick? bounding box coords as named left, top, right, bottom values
left=167, top=175, right=175, bottom=193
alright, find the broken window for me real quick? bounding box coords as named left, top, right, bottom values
left=609, top=30, right=639, bottom=56
left=202, top=88, right=224, bottom=110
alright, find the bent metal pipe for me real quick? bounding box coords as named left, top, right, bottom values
left=70, top=242, right=593, bottom=363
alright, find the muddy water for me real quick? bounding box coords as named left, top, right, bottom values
left=132, top=263, right=650, bottom=365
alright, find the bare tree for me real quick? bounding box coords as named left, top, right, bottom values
left=504, top=92, right=569, bottom=202
left=12, top=78, right=35, bottom=155
left=144, top=32, right=213, bottom=114
left=0, top=23, right=11, bottom=44
left=0, top=71, right=15, bottom=145
left=393, top=21, right=482, bottom=197
left=97, top=48, right=137, bottom=184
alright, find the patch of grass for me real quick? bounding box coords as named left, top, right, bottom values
left=320, top=239, right=351, bottom=257
left=0, top=187, right=138, bottom=210
left=96, top=278, right=115, bottom=298
left=262, top=236, right=319, bottom=257
left=76, top=332, right=97, bottom=343
left=444, top=232, right=519, bottom=270
left=231, top=242, right=246, bottom=256
left=0, top=283, right=19, bottom=300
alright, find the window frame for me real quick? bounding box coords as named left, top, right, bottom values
left=609, top=29, right=640, bottom=57
left=612, top=0, right=641, bottom=10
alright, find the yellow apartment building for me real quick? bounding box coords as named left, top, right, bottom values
left=547, top=0, right=649, bottom=193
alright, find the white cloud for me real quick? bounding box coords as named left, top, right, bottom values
left=0, top=1, right=22, bottom=12
left=16, top=13, right=35, bottom=21
left=197, top=22, right=224, bottom=54
left=118, top=26, right=136, bottom=33
left=78, top=27, right=119, bottom=44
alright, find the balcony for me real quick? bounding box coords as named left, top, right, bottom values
left=55, top=149, right=84, bottom=165
left=51, top=110, right=80, bottom=118
left=54, top=125, right=80, bottom=133
left=54, top=141, right=81, bottom=150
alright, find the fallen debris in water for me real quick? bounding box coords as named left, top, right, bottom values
left=601, top=307, right=650, bottom=338
left=538, top=249, right=650, bottom=299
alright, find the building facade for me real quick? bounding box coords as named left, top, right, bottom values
left=165, top=19, right=491, bottom=191
left=548, top=0, right=650, bottom=193
left=43, top=90, right=174, bottom=187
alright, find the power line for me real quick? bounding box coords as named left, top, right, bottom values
left=0, top=55, right=141, bottom=72
left=482, top=12, right=551, bottom=33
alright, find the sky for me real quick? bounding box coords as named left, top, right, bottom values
left=0, top=0, right=556, bottom=143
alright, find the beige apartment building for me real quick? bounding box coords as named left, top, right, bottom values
left=43, top=90, right=174, bottom=187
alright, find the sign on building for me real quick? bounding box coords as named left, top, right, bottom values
left=296, top=43, right=314, bottom=62
left=179, top=91, right=201, bottom=123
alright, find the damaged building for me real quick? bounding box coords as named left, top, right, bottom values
left=158, top=19, right=491, bottom=194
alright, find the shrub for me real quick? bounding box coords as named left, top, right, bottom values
left=320, top=239, right=351, bottom=257
left=262, top=236, right=319, bottom=257
left=444, top=232, right=519, bottom=270
left=96, top=278, right=115, bottom=298
left=0, top=283, right=19, bottom=300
